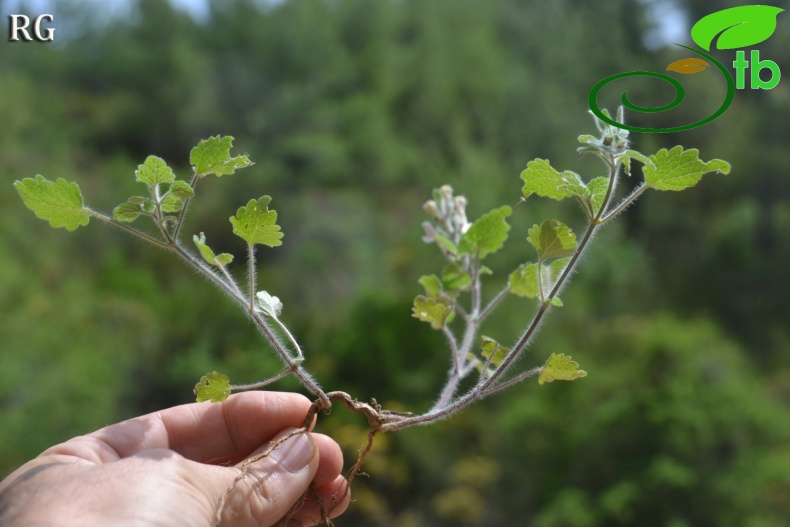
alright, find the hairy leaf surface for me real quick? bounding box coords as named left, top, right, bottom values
left=538, top=353, right=587, bottom=385
left=195, top=371, right=231, bottom=402
left=14, top=175, right=90, bottom=231
left=230, top=196, right=283, bottom=247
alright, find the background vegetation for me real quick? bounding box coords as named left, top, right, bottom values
left=2, top=0, right=790, bottom=525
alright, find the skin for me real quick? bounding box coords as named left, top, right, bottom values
left=0, top=392, right=349, bottom=527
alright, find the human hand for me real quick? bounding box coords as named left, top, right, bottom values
left=0, top=392, right=349, bottom=526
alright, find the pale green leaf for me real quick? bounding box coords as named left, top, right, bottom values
left=640, top=146, right=730, bottom=191
left=419, top=274, right=443, bottom=298
left=509, top=258, right=570, bottom=302
left=195, top=371, right=231, bottom=402
left=135, top=155, right=176, bottom=186
left=230, top=196, right=283, bottom=247
left=193, top=232, right=234, bottom=267
left=412, top=295, right=453, bottom=330
left=14, top=175, right=90, bottom=231
left=528, top=220, right=578, bottom=260
left=538, top=353, right=587, bottom=385
left=113, top=199, right=154, bottom=222
left=442, top=263, right=472, bottom=291
left=458, top=205, right=512, bottom=259
left=521, top=159, right=576, bottom=200
left=256, top=290, right=283, bottom=318
left=434, top=234, right=458, bottom=256
left=585, top=177, right=609, bottom=216
left=481, top=336, right=510, bottom=367
left=160, top=180, right=195, bottom=213
left=190, top=135, right=252, bottom=177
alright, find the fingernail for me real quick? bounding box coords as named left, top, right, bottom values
left=270, top=431, right=315, bottom=473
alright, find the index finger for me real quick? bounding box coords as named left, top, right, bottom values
left=53, top=392, right=313, bottom=464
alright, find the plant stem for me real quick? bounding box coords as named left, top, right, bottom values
left=89, top=211, right=171, bottom=249
left=600, top=183, right=647, bottom=224
left=173, top=172, right=199, bottom=241
left=247, top=244, right=256, bottom=312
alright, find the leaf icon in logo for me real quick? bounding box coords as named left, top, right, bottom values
left=691, top=5, right=784, bottom=51
left=666, top=57, right=710, bottom=74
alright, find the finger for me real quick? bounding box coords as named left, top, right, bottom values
left=52, top=392, right=313, bottom=463
left=311, top=433, right=344, bottom=488
left=215, top=429, right=320, bottom=527
left=285, top=475, right=351, bottom=526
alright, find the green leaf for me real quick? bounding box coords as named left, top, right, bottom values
left=256, top=290, right=283, bottom=318
left=442, top=263, right=472, bottom=291
left=193, top=232, right=234, bottom=267
left=538, top=353, right=587, bottom=385
left=434, top=234, right=458, bottom=256
left=640, top=146, right=731, bottom=191
left=412, top=295, right=453, bottom=330
left=691, top=5, right=784, bottom=51
left=509, top=257, right=570, bottom=302
left=586, top=177, right=609, bottom=216
left=135, top=155, right=176, bottom=186
left=419, top=274, right=443, bottom=298
left=195, top=371, right=231, bottom=402
left=458, top=205, right=512, bottom=259
left=113, top=198, right=154, bottom=222
left=160, top=180, right=195, bottom=213
left=190, top=135, right=252, bottom=177
left=481, top=336, right=509, bottom=367
left=520, top=159, right=577, bottom=200
left=230, top=196, right=283, bottom=247
left=528, top=220, right=578, bottom=260
left=14, top=175, right=90, bottom=231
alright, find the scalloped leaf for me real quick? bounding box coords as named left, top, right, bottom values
left=135, top=155, right=176, bottom=186
left=14, top=175, right=90, bottom=231
left=412, top=295, right=453, bottom=330
left=528, top=220, right=578, bottom=261
left=640, top=146, right=731, bottom=191
left=538, top=353, right=587, bottom=385
left=457, top=205, right=512, bottom=259
left=190, top=135, right=252, bottom=177
left=520, top=159, right=577, bottom=201
left=230, top=196, right=283, bottom=247
left=194, top=371, right=231, bottom=402
left=256, top=290, right=283, bottom=319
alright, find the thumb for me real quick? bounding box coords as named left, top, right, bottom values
left=220, top=429, right=319, bottom=527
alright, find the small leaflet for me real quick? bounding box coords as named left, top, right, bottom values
left=255, top=290, right=283, bottom=319
left=160, top=180, right=195, bottom=213
left=135, top=155, right=176, bottom=186
left=585, top=177, right=609, bottom=216
left=480, top=336, right=509, bottom=367
left=194, top=371, right=231, bottom=402
left=412, top=295, right=453, bottom=330
left=634, top=146, right=730, bottom=191
left=113, top=197, right=155, bottom=222
left=442, top=263, right=472, bottom=291
left=418, top=274, right=443, bottom=299
left=230, top=196, right=283, bottom=247
left=538, top=353, right=587, bottom=385
left=528, top=219, right=578, bottom=261
left=190, top=135, right=252, bottom=177
left=508, top=258, right=569, bottom=306
left=193, top=233, right=233, bottom=267
left=14, top=175, right=90, bottom=231
left=457, top=206, right=512, bottom=259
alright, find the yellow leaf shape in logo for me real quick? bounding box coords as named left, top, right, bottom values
left=666, top=57, right=710, bottom=74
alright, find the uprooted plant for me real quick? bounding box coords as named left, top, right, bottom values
left=14, top=108, right=730, bottom=525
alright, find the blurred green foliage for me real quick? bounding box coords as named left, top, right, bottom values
left=2, top=0, right=790, bottom=525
